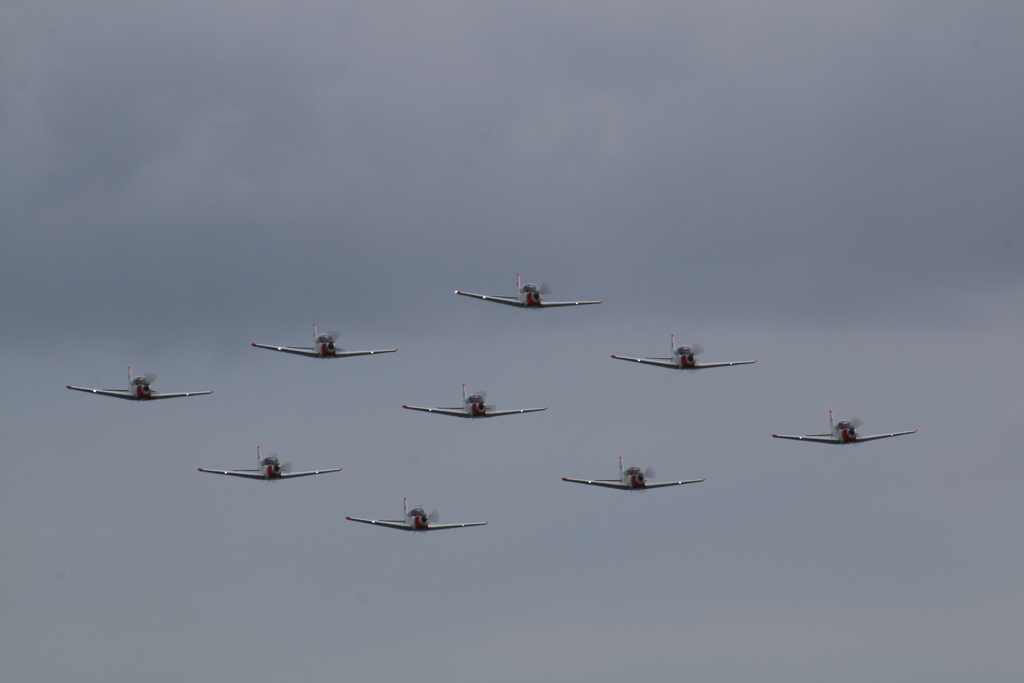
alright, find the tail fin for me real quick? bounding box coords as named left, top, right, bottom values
left=403, top=497, right=408, bottom=518
left=256, top=446, right=261, bottom=468
left=670, top=334, right=676, bottom=355
left=516, top=273, right=521, bottom=293
left=313, top=323, right=318, bottom=345
left=619, top=456, right=624, bottom=479
left=462, top=383, right=467, bottom=404
left=829, top=410, right=835, bottom=432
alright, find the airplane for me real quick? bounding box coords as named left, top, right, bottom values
left=198, top=446, right=343, bottom=481
left=346, top=498, right=487, bottom=532
left=402, top=384, right=547, bottom=418
left=562, top=457, right=705, bottom=491
left=455, top=273, right=602, bottom=308
left=67, top=367, right=213, bottom=401
left=611, top=335, right=756, bottom=370
left=251, top=324, right=398, bottom=359
left=772, top=411, right=917, bottom=445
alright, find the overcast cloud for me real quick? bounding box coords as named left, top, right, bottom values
left=2, top=1, right=1023, bottom=681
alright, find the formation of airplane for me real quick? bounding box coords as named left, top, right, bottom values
left=403, top=384, right=548, bottom=418
left=66, top=272, right=920, bottom=546
left=455, top=273, right=602, bottom=308
left=67, top=367, right=213, bottom=401
left=562, top=457, right=705, bottom=490
left=198, top=446, right=343, bottom=481
left=772, top=411, right=917, bottom=445
left=346, top=498, right=488, bottom=531
left=612, top=335, right=756, bottom=370
left=252, top=324, right=398, bottom=359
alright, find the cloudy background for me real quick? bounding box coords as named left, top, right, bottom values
left=2, top=1, right=1023, bottom=681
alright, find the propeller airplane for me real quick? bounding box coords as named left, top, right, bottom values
left=455, top=273, right=602, bottom=308
left=612, top=335, right=756, bottom=370
left=402, top=384, right=547, bottom=418
left=252, top=324, right=398, bottom=359
left=198, top=446, right=343, bottom=481
left=346, top=498, right=487, bottom=531
left=772, top=411, right=917, bottom=445
left=67, top=367, right=213, bottom=401
left=562, top=457, right=705, bottom=491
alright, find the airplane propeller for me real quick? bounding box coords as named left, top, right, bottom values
left=282, top=461, right=292, bottom=473
left=539, top=283, right=552, bottom=295
left=427, top=510, right=440, bottom=524
left=644, top=466, right=656, bottom=481
left=849, top=417, right=864, bottom=429
left=140, top=372, right=158, bottom=384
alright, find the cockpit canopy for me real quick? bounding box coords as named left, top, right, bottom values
left=836, top=421, right=854, bottom=430
left=261, top=456, right=280, bottom=467
left=131, top=376, right=150, bottom=385
left=409, top=506, right=427, bottom=518
left=675, top=346, right=693, bottom=356
left=467, top=394, right=485, bottom=404
left=521, top=283, right=540, bottom=294
left=624, top=466, right=643, bottom=476
left=317, top=334, right=335, bottom=343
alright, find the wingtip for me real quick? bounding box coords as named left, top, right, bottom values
left=771, top=434, right=780, bottom=438
left=251, top=342, right=257, bottom=346
left=66, top=385, right=72, bottom=389
left=561, top=477, right=569, bottom=481
left=345, top=516, right=353, bottom=521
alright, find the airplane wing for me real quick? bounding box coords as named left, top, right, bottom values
left=149, top=390, right=214, bottom=399
left=402, top=405, right=471, bottom=417
left=538, top=300, right=603, bottom=307
left=476, top=407, right=548, bottom=417
left=279, top=467, right=343, bottom=479
left=772, top=434, right=843, bottom=444
left=694, top=360, right=757, bottom=369
left=454, top=291, right=524, bottom=307
left=423, top=522, right=488, bottom=530
left=197, top=468, right=267, bottom=479
left=644, top=478, right=706, bottom=488
left=67, top=385, right=136, bottom=399
left=251, top=343, right=320, bottom=357
left=334, top=349, right=398, bottom=357
left=345, top=517, right=411, bottom=530
left=848, top=430, right=918, bottom=442
left=610, top=355, right=679, bottom=369
left=561, top=478, right=631, bottom=489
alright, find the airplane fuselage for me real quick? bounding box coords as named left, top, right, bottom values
left=130, top=379, right=153, bottom=399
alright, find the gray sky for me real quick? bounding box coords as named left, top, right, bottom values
left=2, top=1, right=1023, bottom=681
